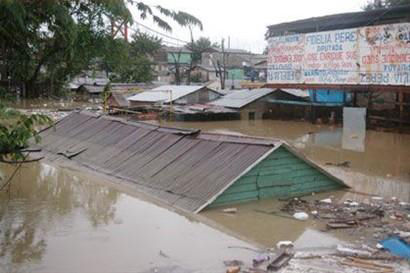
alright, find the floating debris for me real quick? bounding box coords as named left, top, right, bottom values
left=293, top=212, right=309, bottom=221
left=223, top=208, right=238, bottom=214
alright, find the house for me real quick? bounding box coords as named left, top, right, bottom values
left=210, top=88, right=276, bottom=119
left=201, top=48, right=253, bottom=81
left=190, top=65, right=220, bottom=82
left=107, top=92, right=129, bottom=109
left=152, top=46, right=193, bottom=83
left=76, top=84, right=105, bottom=100
left=169, top=104, right=240, bottom=121
left=127, top=85, right=222, bottom=107
left=68, top=70, right=109, bottom=90
left=76, top=83, right=148, bottom=100
left=35, top=111, right=347, bottom=213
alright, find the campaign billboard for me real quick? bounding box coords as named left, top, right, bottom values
left=267, top=23, right=410, bottom=86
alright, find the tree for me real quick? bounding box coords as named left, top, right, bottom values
left=106, top=32, right=162, bottom=82
left=0, top=1, right=202, bottom=97
left=185, top=37, right=219, bottom=84
left=187, top=37, right=219, bottom=64
left=0, top=89, right=51, bottom=165
left=212, top=39, right=227, bottom=90
left=363, top=0, right=410, bottom=10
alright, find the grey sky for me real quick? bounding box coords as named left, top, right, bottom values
left=129, top=0, right=368, bottom=53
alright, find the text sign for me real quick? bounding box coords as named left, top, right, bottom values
left=267, top=23, right=410, bottom=86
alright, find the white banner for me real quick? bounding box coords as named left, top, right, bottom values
left=267, top=23, right=410, bottom=86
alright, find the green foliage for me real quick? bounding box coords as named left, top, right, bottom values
left=0, top=1, right=202, bottom=97
left=187, top=37, right=218, bottom=64
left=0, top=91, right=52, bottom=163
left=107, top=32, right=162, bottom=82
left=363, top=0, right=410, bottom=10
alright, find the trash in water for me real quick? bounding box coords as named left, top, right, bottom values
left=222, top=208, right=238, bottom=214
left=252, top=254, right=270, bottom=266
left=276, top=241, right=294, bottom=249
left=293, top=212, right=309, bottom=221
left=267, top=250, right=294, bottom=271
left=380, top=236, right=410, bottom=259
left=320, top=198, right=332, bottom=204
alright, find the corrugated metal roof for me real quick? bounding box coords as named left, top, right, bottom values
left=277, top=88, right=310, bottom=98
left=266, top=5, right=410, bottom=37
left=210, top=88, right=275, bottom=109
left=110, top=92, right=129, bottom=107
left=127, top=85, right=206, bottom=103
left=36, top=111, right=280, bottom=213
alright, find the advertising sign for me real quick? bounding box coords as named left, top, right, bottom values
left=267, top=23, right=410, bottom=86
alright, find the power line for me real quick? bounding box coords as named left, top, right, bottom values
left=131, top=22, right=189, bottom=44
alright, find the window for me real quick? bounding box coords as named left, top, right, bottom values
left=248, top=112, right=255, bottom=120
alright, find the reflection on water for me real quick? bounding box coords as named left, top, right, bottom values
left=160, top=119, right=410, bottom=193
left=0, top=163, right=255, bottom=273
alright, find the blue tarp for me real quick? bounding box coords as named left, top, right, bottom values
left=309, top=90, right=352, bottom=103
left=380, top=236, right=410, bottom=259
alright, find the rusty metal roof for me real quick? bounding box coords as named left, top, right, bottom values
left=266, top=5, right=410, bottom=38
left=37, top=111, right=280, bottom=212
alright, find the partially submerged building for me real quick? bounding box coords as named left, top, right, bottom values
left=210, top=88, right=276, bottom=119
left=76, top=83, right=146, bottom=100
left=35, top=111, right=347, bottom=213
left=170, top=104, right=240, bottom=121
left=265, top=5, right=410, bottom=128
left=127, top=85, right=222, bottom=107
left=107, top=92, right=129, bottom=110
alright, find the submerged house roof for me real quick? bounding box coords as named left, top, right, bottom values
left=127, top=85, right=218, bottom=104
left=108, top=92, right=129, bottom=108
left=211, top=88, right=275, bottom=109
left=36, top=112, right=346, bottom=213
left=277, top=88, right=310, bottom=98
left=266, top=5, right=410, bottom=38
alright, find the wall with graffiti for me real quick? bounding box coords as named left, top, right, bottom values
left=267, top=23, right=410, bottom=86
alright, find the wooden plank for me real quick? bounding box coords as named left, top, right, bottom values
left=235, top=175, right=257, bottom=184
left=223, top=183, right=258, bottom=194
left=259, top=186, right=293, bottom=198
left=212, top=190, right=259, bottom=204
left=209, top=196, right=259, bottom=207
left=258, top=157, right=303, bottom=168
left=257, top=178, right=293, bottom=188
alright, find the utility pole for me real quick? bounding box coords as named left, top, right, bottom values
left=221, top=38, right=226, bottom=90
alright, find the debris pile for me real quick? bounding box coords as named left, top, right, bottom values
left=281, top=196, right=410, bottom=258
left=223, top=196, right=409, bottom=272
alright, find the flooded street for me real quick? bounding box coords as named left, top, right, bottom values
left=0, top=163, right=256, bottom=273
left=1, top=116, right=409, bottom=271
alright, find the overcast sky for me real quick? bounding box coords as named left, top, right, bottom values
left=129, top=0, right=368, bottom=53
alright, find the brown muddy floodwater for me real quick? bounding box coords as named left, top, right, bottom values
left=157, top=119, right=410, bottom=247
left=0, top=163, right=256, bottom=273
left=160, top=119, right=410, bottom=200
left=2, top=116, right=409, bottom=271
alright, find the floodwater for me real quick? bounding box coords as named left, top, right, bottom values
left=2, top=113, right=410, bottom=269
left=160, top=119, right=410, bottom=200
left=0, top=163, right=257, bottom=273
left=158, top=119, right=410, bottom=247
